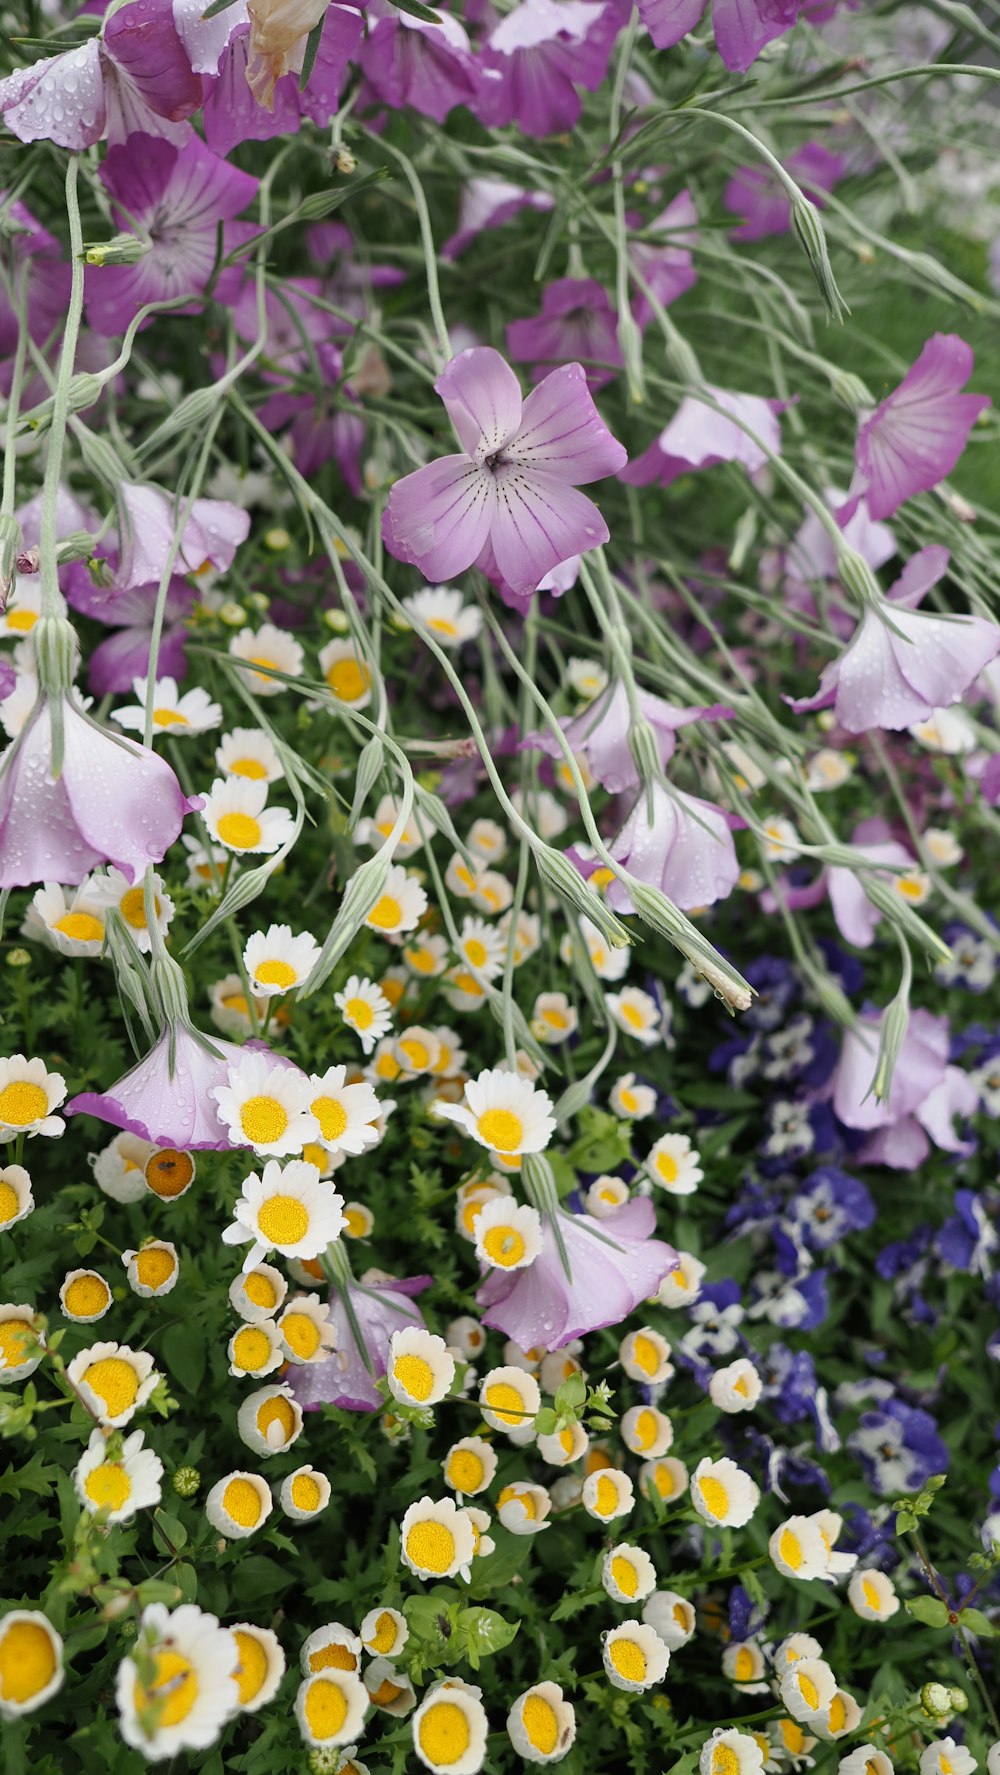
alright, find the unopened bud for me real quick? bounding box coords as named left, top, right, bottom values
left=948, top=1687, right=968, bottom=1713
left=33, top=614, right=79, bottom=697
left=6, top=948, right=31, bottom=969
left=172, top=1465, right=201, bottom=1498
left=625, top=879, right=753, bottom=1013
left=333, top=147, right=357, bottom=175
left=617, top=310, right=646, bottom=402
left=218, top=600, right=247, bottom=627
left=0, top=514, right=22, bottom=603
left=837, top=547, right=882, bottom=609
left=867, top=980, right=910, bottom=1107
left=663, top=330, right=700, bottom=385
left=628, top=718, right=663, bottom=795
left=84, top=231, right=152, bottom=267
left=828, top=368, right=874, bottom=412
left=920, top=1681, right=953, bottom=1718
left=534, top=845, right=633, bottom=951
left=792, top=198, right=849, bottom=323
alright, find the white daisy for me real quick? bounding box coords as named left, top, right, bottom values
left=772, top=1634, right=823, bottom=1678
left=442, top=966, right=490, bottom=1013
left=411, top=1683, right=488, bottom=1775
left=455, top=915, right=506, bottom=982
left=0, top=1610, right=64, bottom=1719
left=847, top=1569, right=900, bottom=1621
left=584, top=1175, right=630, bottom=1218
left=923, top=827, right=962, bottom=867
left=478, top=1365, right=541, bottom=1440
left=603, top=1622, right=669, bottom=1693
left=403, top=932, right=449, bottom=978
left=342, top=1201, right=374, bottom=1239
left=566, top=656, right=609, bottom=701
left=236, top=1384, right=304, bottom=1456
left=510, top=786, right=567, bottom=840
left=605, top=986, right=663, bottom=1045
left=497, top=1481, right=552, bottom=1535
left=403, top=584, right=483, bottom=648
left=499, top=907, right=541, bottom=965
left=360, top=1606, right=409, bottom=1659
left=229, top=622, right=304, bottom=695
left=709, top=1358, right=761, bottom=1413
left=364, top=1656, right=416, bottom=1715
left=89, top=867, right=174, bottom=953
left=643, top=1590, right=696, bottom=1649
left=205, top=1471, right=273, bottom=1540
left=112, top=676, right=222, bottom=738
left=467, top=818, right=507, bottom=863
left=582, top=1467, right=634, bottom=1523
left=840, top=1750, right=894, bottom=1775
left=400, top=1496, right=476, bottom=1582
left=278, top=1294, right=338, bottom=1365
left=469, top=867, right=514, bottom=916
left=387, top=1327, right=456, bottom=1407
left=780, top=1658, right=838, bottom=1723
left=644, top=1132, right=703, bottom=1195
left=909, top=708, right=977, bottom=753
left=506, top=1682, right=575, bottom=1766
left=443, top=1437, right=498, bottom=1498
left=769, top=1515, right=831, bottom=1582
left=691, top=1457, right=759, bottom=1529
left=0, top=579, right=41, bottom=640
left=200, top=777, right=295, bottom=856
left=432, top=1068, right=555, bottom=1158
left=143, top=1148, right=197, bottom=1202
left=361, top=864, right=428, bottom=937
left=722, top=1641, right=769, bottom=1691
left=208, top=974, right=269, bottom=1037
left=608, top=1072, right=657, bottom=1119
left=602, top=1542, right=657, bottom=1605
left=182, top=834, right=228, bottom=889
left=431, top=1026, right=466, bottom=1078
left=280, top=1466, right=332, bottom=1521
left=334, top=975, right=393, bottom=1054
left=761, top=816, right=801, bottom=863
left=474, top=1197, right=543, bottom=1272
left=0, top=1164, right=32, bottom=1232
left=228, top=1263, right=287, bottom=1323
left=656, top=1251, right=706, bottom=1308
left=90, top=1131, right=155, bottom=1203
left=222, top=1159, right=346, bottom=1273
left=640, top=1455, right=689, bottom=1505
left=123, top=1241, right=180, bottom=1299
left=117, top=1603, right=238, bottom=1758
left=307, top=1066, right=381, bottom=1155
left=300, top=1622, right=362, bottom=1676
left=531, top=991, right=579, bottom=1045
left=23, top=881, right=105, bottom=957
left=621, top=1405, right=673, bottom=1459
left=561, top=914, right=629, bottom=982
left=317, top=637, right=374, bottom=710
left=228, top=1319, right=284, bottom=1381
left=619, top=1327, right=673, bottom=1385
left=393, top=1026, right=442, bottom=1077
left=699, top=1729, right=765, bottom=1775
left=74, top=1427, right=163, bottom=1522
left=229, top=1623, right=285, bottom=1714
left=215, top=726, right=284, bottom=784
left=356, top=793, right=424, bottom=859
left=815, top=1690, right=862, bottom=1741
left=0, top=671, right=39, bottom=741
left=0, top=1055, right=66, bottom=1139
left=60, top=1268, right=113, bottom=1326
left=66, top=1342, right=158, bottom=1428
left=212, top=1053, right=319, bottom=1157
left=243, top=924, right=321, bottom=997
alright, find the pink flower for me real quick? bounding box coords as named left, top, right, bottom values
left=622, top=387, right=782, bottom=488
left=443, top=177, right=555, bottom=261
left=831, top=1007, right=978, bottom=1169
left=289, top=1273, right=431, bottom=1412
left=790, top=547, right=1000, bottom=733
left=507, top=277, right=623, bottom=393
left=0, top=690, right=193, bottom=888
left=725, top=142, right=844, bottom=240
left=358, top=2, right=480, bottom=123
left=638, top=0, right=800, bottom=72
left=526, top=679, right=730, bottom=794
left=383, top=346, right=627, bottom=600
left=478, top=0, right=623, bottom=138
left=202, top=8, right=361, bottom=155
left=631, top=190, right=698, bottom=329
left=845, top=334, right=989, bottom=522
left=477, top=1198, right=676, bottom=1350
left=761, top=818, right=914, bottom=949
left=606, top=780, right=740, bottom=911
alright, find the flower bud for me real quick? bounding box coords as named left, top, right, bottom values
left=84, top=231, right=152, bottom=267
left=534, top=845, right=632, bottom=951
left=920, top=1681, right=953, bottom=1718
left=792, top=197, right=849, bottom=322
left=837, top=547, right=883, bottom=609
left=172, top=1466, right=201, bottom=1498
left=828, top=367, right=874, bottom=412
left=0, top=514, right=22, bottom=602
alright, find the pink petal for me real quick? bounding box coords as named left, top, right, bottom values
left=383, top=455, right=497, bottom=582
left=434, top=347, right=523, bottom=461
left=488, top=465, right=609, bottom=599
left=508, top=363, right=629, bottom=483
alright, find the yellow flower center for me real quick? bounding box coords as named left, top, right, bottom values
left=464, top=938, right=488, bottom=968
left=594, top=1475, right=619, bottom=1517
left=82, top=1357, right=140, bottom=1419
left=734, top=1647, right=755, bottom=1682
left=217, top=811, right=263, bottom=850
left=0, top=1318, right=33, bottom=1367
left=656, top=1152, right=679, bottom=1184
left=634, top=1409, right=658, bottom=1451
left=145, top=1150, right=194, bottom=1198
left=672, top=1602, right=689, bottom=1629
left=0, top=1081, right=49, bottom=1127
left=428, top=616, right=458, bottom=637
left=344, top=996, right=374, bottom=1029
left=257, top=1194, right=310, bottom=1244
left=542, top=1007, right=567, bottom=1029
left=134, top=1649, right=199, bottom=1730
left=344, top=1206, right=370, bottom=1238
left=828, top=1694, right=847, bottom=1733
left=0, top=1619, right=56, bottom=1705
left=367, top=1611, right=398, bottom=1655
left=780, top=1720, right=805, bottom=1753
left=484, top=1381, right=528, bottom=1426
left=326, top=658, right=371, bottom=703
left=394, top=1353, right=435, bottom=1401
left=239, top=1096, right=289, bottom=1147
left=475, top=1108, right=523, bottom=1154
left=522, top=1694, right=559, bottom=1755
left=779, top=1530, right=803, bottom=1571
left=232, top=1327, right=274, bottom=1373
left=609, top=1638, right=646, bottom=1683
left=257, top=1396, right=296, bottom=1443
left=282, top=1312, right=321, bottom=1360
left=698, top=1475, right=730, bottom=1521
left=500, top=1483, right=536, bottom=1520
left=610, top=1554, right=638, bottom=1597
left=310, top=1643, right=357, bottom=1673
left=152, top=707, right=188, bottom=728
left=222, top=993, right=250, bottom=1014
left=223, top=1477, right=262, bottom=1528
left=418, top=1699, right=470, bottom=1765
left=0, top=1180, right=21, bottom=1224
left=243, top=1272, right=277, bottom=1310
left=371, top=1675, right=404, bottom=1706
left=713, top=1749, right=740, bottom=1775
left=62, top=1273, right=111, bottom=1319
left=54, top=910, right=104, bottom=943
left=367, top=894, right=402, bottom=931
left=5, top=608, right=36, bottom=633
left=482, top=1224, right=526, bottom=1266
left=620, top=1001, right=645, bottom=1029
left=630, top=1333, right=661, bottom=1376
left=291, top=1472, right=322, bottom=1513
left=231, top=755, right=268, bottom=779
left=406, top=1520, right=456, bottom=1574
left=654, top=1465, right=677, bottom=1498
left=399, top=1038, right=430, bottom=1070
left=234, top=1629, right=268, bottom=1706
left=84, top=1461, right=131, bottom=1512
left=798, top=1674, right=819, bottom=1710
left=135, top=1248, right=175, bottom=1291
left=862, top=1577, right=881, bottom=1611
left=255, top=959, right=297, bottom=989
left=405, top=944, right=437, bottom=974
left=312, top=1096, right=348, bottom=1142
left=119, top=886, right=157, bottom=929
left=447, top=1448, right=485, bottom=1493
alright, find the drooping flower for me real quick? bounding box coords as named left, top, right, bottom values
left=290, top=1270, right=431, bottom=1412
left=638, top=0, right=801, bottom=73
left=227, top=1622, right=286, bottom=1713
left=622, top=387, right=782, bottom=488
left=606, top=780, right=740, bottom=912
left=358, top=1, right=480, bottom=122
left=725, top=142, right=844, bottom=240
left=202, top=9, right=362, bottom=155
left=527, top=679, right=728, bottom=794
left=844, top=334, right=989, bottom=521
left=383, top=347, right=627, bottom=601
left=831, top=1006, right=978, bottom=1168
left=244, top=0, right=329, bottom=104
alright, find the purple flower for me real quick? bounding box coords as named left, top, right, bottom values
left=202, top=9, right=362, bottom=155
left=358, top=2, right=480, bottom=122
left=848, top=1397, right=948, bottom=1495
left=0, top=197, right=71, bottom=391
left=525, top=679, right=730, bottom=793
left=637, top=0, right=800, bottom=73
left=832, top=1006, right=978, bottom=1169
left=936, top=1190, right=999, bottom=1278
left=0, top=690, right=193, bottom=888
left=290, top=1273, right=432, bottom=1413
left=67, top=576, right=196, bottom=699
left=606, top=780, right=740, bottom=911
left=785, top=1166, right=875, bottom=1252
left=477, top=1198, right=676, bottom=1350
left=67, top=1026, right=302, bottom=1149
left=790, top=546, right=1000, bottom=733
left=725, top=142, right=844, bottom=240
left=478, top=0, right=623, bottom=138
left=0, top=0, right=202, bottom=151
left=382, top=346, right=627, bottom=600
left=86, top=133, right=258, bottom=336
left=845, top=334, right=989, bottom=522
left=631, top=190, right=699, bottom=329
left=443, top=177, right=556, bottom=261
left=621, top=387, right=782, bottom=488
left=507, top=277, right=623, bottom=392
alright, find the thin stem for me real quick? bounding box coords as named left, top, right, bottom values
left=38, top=156, right=85, bottom=622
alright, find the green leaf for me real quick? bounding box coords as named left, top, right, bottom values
left=161, top=1320, right=207, bottom=1397
left=389, top=0, right=442, bottom=20
left=0, top=1450, right=57, bottom=1497
left=457, top=1606, right=519, bottom=1663
left=905, top=1596, right=950, bottom=1627
left=152, top=1510, right=188, bottom=1554
left=959, top=1605, right=999, bottom=1638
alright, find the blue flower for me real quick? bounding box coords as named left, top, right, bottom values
left=785, top=1166, right=876, bottom=1253
left=848, top=1397, right=949, bottom=1496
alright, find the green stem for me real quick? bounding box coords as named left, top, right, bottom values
left=38, top=156, right=84, bottom=623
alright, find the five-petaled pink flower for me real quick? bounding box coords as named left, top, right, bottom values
left=844, top=333, right=989, bottom=522
left=382, top=346, right=628, bottom=601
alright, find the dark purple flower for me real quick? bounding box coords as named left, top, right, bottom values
left=359, top=2, right=480, bottom=122
left=202, top=9, right=362, bottom=155
left=637, top=0, right=800, bottom=73
left=725, top=142, right=844, bottom=240
left=785, top=1166, right=875, bottom=1252
left=478, top=0, right=624, bottom=137
left=848, top=1397, right=948, bottom=1495
left=508, top=277, right=623, bottom=392
left=832, top=1006, right=978, bottom=1169
left=845, top=334, right=989, bottom=522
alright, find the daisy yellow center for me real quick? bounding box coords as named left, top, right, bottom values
left=630, top=1333, right=661, bottom=1376
left=54, top=911, right=104, bottom=943
left=145, top=1150, right=194, bottom=1198
left=326, top=658, right=371, bottom=702
left=134, top=1650, right=198, bottom=1729
left=257, top=1396, right=296, bottom=1442
left=371, top=1675, right=403, bottom=1705
left=594, top=1475, right=619, bottom=1516
left=216, top=811, right=263, bottom=850
left=522, top=1694, right=559, bottom=1755
left=258, top=1195, right=309, bottom=1245
left=255, top=959, right=297, bottom=989
left=542, top=1007, right=568, bottom=1029
left=291, top=1472, right=322, bottom=1512
left=0, top=1620, right=56, bottom=1705
left=475, top=1108, right=523, bottom=1154
left=312, top=1096, right=347, bottom=1142
left=447, top=1449, right=485, bottom=1492
left=63, top=1272, right=112, bottom=1318
left=394, top=1354, right=434, bottom=1401
left=897, top=877, right=924, bottom=900
left=406, top=1520, right=455, bottom=1574
left=283, top=1313, right=321, bottom=1360
left=83, top=1357, right=139, bottom=1418
left=244, top=1272, right=277, bottom=1310
left=673, top=1603, right=689, bottom=1628
left=656, top=1152, right=679, bottom=1184
left=84, top=1461, right=131, bottom=1512
left=464, top=938, right=488, bottom=968
left=406, top=945, right=437, bottom=974
left=828, top=1694, right=847, bottom=1733
left=248, top=653, right=278, bottom=673
left=135, top=1248, right=175, bottom=1291
left=698, top=1476, right=730, bottom=1521
left=418, top=1699, right=470, bottom=1765
left=713, top=1749, right=740, bottom=1775
left=734, top=1647, right=755, bottom=1682
left=152, top=708, right=188, bottom=728
left=0, top=1318, right=33, bottom=1367
left=223, top=1477, right=262, bottom=1528
left=239, top=1096, right=289, bottom=1146
left=634, top=1409, right=659, bottom=1451
left=233, top=1327, right=273, bottom=1372
left=234, top=1630, right=268, bottom=1706
left=779, top=1530, right=804, bottom=1571
left=483, top=1225, right=526, bottom=1266
left=0, top=1180, right=21, bottom=1223
left=609, top=1638, right=646, bottom=1683
left=231, top=755, right=268, bottom=779
left=119, top=886, right=156, bottom=929
left=428, top=616, right=458, bottom=637
left=0, top=1081, right=48, bottom=1127
left=559, top=1428, right=575, bottom=1455
left=780, top=1721, right=805, bottom=1753
left=367, top=1612, right=398, bottom=1654
left=400, top=1038, right=430, bottom=1069
left=733, top=1374, right=749, bottom=1397
left=611, top=1554, right=638, bottom=1597
left=310, top=1643, right=357, bottom=1673
left=5, top=608, right=36, bottom=633
left=344, top=1207, right=369, bottom=1237
left=484, top=1382, right=528, bottom=1426
left=620, top=1002, right=644, bottom=1029
left=866, top=1763, right=882, bottom=1775
left=500, top=1484, right=536, bottom=1520
left=862, top=1577, right=882, bottom=1611
left=367, top=894, right=402, bottom=931
left=223, top=993, right=250, bottom=1014
left=345, top=997, right=374, bottom=1029
left=654, top=1465, right=677, bottom=1498
left=797, top=1674, right=819, bottom=1710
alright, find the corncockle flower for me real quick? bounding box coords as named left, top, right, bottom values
left=622, top=388, right=783, bottom=488
left=507, top=278, right=623, bottom=392
left=443, top=177, right=556, bottom=261
left=113, top=481, right=250, bottom=597
left=631, top=190, right=699, bottom=329
left=638, top=0, right=800, bottom=72
left=86, top=133, right=259, bottom=336
left=832, top=1007, right=978, bottom=1168
left=725, top=143, right=844, bottom=240
left=383, top=347, right=628, bottom=600
left=783, top=488, right=895, bottom=614
left=290, top=1272, right=431, bottom=1412
left=244, top=0, right=329, bottom=103
left=202, top=9, right=362, bottom=154
left=0, top=0, right=202, bottom=151
left=843, top=334, right=989, bottom=521
left=477, top=1198, right=676, bottom=1349
left=527, top=679, right=729, bottom=793
left=66, top=576, right=196, bottom=698
left=67, top=1025, right=300, bottom=1149
left=478, top=0, right=622, bottom=138
left=606, top=780, right=740, bottom=912
left=358, top=1, right=480, bottom=122
left=0, top=685, right=193, bottom=888
left=791, top=546, right=1000, bottom=732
